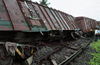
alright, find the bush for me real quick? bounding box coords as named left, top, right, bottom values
left=88, top=40, right=100, bottom=65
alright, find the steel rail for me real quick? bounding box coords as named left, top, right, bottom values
left=59, top=36, right=94, bottom=65
left=31, top=46, right=65, bottom=65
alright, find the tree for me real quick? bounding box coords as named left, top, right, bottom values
left=39, top=0, right=50, bottom=6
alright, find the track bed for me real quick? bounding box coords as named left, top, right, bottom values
left=21, top=37, right=93, bottom=65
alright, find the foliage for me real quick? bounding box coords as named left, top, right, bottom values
left=39, top=0, right=50, bottom=6
left=88, top=40, right=100, bottom=65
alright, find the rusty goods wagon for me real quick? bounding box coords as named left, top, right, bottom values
left=96, top=21, right=100, bottom=26
left=0, top=0, right=80, bottom=64
left=75, top=17, right=98, bottom=36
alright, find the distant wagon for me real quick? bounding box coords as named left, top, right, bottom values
left=74, top=17, right=99, bottom=36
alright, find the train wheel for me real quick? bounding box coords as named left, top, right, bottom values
left=0, top=45, right=13, bottom=65
left=71, top=32, right=80, bottom=40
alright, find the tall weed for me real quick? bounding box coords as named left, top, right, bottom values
left=88, top=40, right=100, bottom=65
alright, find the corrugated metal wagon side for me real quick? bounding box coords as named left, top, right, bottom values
left=31, top=2, right=80, bottom=40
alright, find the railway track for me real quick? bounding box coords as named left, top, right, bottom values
left=22, top=37, right=93, bottom=65
left=59, top=37, right=94, bottom=65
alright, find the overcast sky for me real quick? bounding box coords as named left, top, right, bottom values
left=32, top=0, right=100, bottom=21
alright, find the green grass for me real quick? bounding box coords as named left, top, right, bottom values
left=88, top=40, right=100, bottom=65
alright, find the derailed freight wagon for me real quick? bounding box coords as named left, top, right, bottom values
left=0, top=0, right=80, bottom=65
left=75, top=17, right=99, bottom=37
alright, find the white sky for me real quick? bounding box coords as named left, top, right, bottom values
left=32, top=0, right=100, bottom=21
